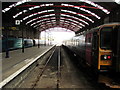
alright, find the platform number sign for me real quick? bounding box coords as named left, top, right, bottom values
left=15, top=20, right=22, bottom=25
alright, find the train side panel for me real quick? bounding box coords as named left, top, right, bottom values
left=85, top=33, right=93, bottom=66
left=24, top=39, right=33, bottom=48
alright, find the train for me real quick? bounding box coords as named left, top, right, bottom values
left=1, top=36, right=54, bottom=52
left=33, top=39, right=47, bottom=46
left=2, top=37, right=33, bottom=52
left=63, top=23, right=120, bottom=72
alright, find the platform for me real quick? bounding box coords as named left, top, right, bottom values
left=2, top=46, right=53, bottom=80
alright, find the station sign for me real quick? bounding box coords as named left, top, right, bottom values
left=1, top=27, right=18, bottom=30
left=9, top=27, right=17, bottom=30
left=0, top=27, right=4, bottom=29
left=15, top=20, right=22, bottom=25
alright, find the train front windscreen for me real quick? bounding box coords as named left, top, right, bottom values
left=100, top=27, right=112, bottom=50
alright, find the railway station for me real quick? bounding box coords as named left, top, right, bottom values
left=1, top=0, right=120, bottom=89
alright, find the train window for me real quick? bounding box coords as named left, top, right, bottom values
left=100, top=27, right=112, bottom=50
left=92, top=35, right=97, bottom=50
left=88, top=37, right=91, bottom=43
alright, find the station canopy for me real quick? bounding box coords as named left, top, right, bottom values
left=2, top=0, right=120, bottom=33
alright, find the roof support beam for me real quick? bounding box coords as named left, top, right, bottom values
left=54, top=2, right=61, bottom=26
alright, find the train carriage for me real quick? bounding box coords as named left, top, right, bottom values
left=64, top=23, right=120, bottom=72
left=2, top=37, right=33, bottom=51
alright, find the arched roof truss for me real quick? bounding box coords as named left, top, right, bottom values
left=2, top=1, right=118, bottom=33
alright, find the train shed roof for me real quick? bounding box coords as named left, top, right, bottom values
left=2, top=0, right=120, bottom=34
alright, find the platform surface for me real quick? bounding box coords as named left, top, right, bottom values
left=2, top=46, right=52, bottom=80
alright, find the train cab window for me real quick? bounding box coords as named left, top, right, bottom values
left=100, top=27, right=112, bottom=50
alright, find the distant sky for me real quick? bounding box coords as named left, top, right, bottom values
left=41, top=27, right=75, bottom=44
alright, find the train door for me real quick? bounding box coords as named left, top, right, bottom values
left=92, top=31, right=99, bottom=70
left=112, top=25, right=120, bottom=72
left=117, top=26, right=120, bottom=72
left=85, top=33, right=92, bottom=66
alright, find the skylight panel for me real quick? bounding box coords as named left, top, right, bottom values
left=26, top=18, right=38, bottom=25
left=60, top=23, right=69, bottom=26
left=61, top=10, right=76, bottom=14
left=61, top=10, right=94, bottom=23
left=52, top=22, right=56, bottom=24
left=13, top=6, right=54, bottom=19
left=41, top=22, right=45, bottom=24
left=37, top=20, right=41, bottom=23
left=45, top=18, right=49, bottom=21
left=68, top=4, right=74, bottom=7
left=48, top=10, right=54, bottom=12
left=46, top=23, right=52, bottom=25
left=32, top=19, right=54, bottom=27
left=61, top=4, right=100, bottom=19
left=42, top=14, right=55, bottom=17
left=49, top=14, right=55, bottom=16
left=50, top=17, right=56, bottom=19
left=13, top=11, right=23, bottom=18
left=34, top=6, right=40, bottom=9
left=2, top=0, right=32, bottom=13
left=61, top=4, right=69, bottom=6
left=31, top=20, right=42, bottom=26
left=23, top=11, right=54, bottom=21
left=60, top=20, right=65, bottom=22
left=61, top=14, right=89, bottom=25
left=40, top=25, right=45, bottom=28
left=29, top=4, right=53, bottom=10
left=51, top=20, right=56, bottom=22
left=41, top=10, right=48, bottom=13
left=61, top=14, right=70, bottom=17
left=60, top=21, right=82, bottom=28
left=80, top=8, right=100, bottom=19
left=23, top=17, right=29, bottom=20
left=42, top=15, right=50, bottom=18
left=34, top=24, right=39, bottom=28
left=46, top=21, right=51, bottom=23
left=45, top=4, right=52, bottom=6
left=62, top=3, right=104, bottom=19
left=65, top=18, right=85, bottom=27
left=29, top=7, right=34, bottom=10
left=64, top=24, right=69, bottom=27
left=74, top=6, right=80, bottom=9
left=79, top=0, right=110, bottom=14
left=40, top=4, right=45, bottom=7
left=71, top=22, right=78, bottom=26
left=30, top=22, right=36, bottom=26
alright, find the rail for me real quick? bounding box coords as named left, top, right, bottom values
left=30, top=46, right=61, bottom=89
left=57, top=47, right=61, bottom=89
left=31, top=47, right=56, bottom=88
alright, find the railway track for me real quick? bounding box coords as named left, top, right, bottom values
left=3, top=45, right=118, bottom=89
left=31, top=46, right=61, bottom=89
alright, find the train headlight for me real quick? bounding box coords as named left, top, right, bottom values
left=101, top=55, right=111, bottom=60
left=104, top=55, right=107, bottom=59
